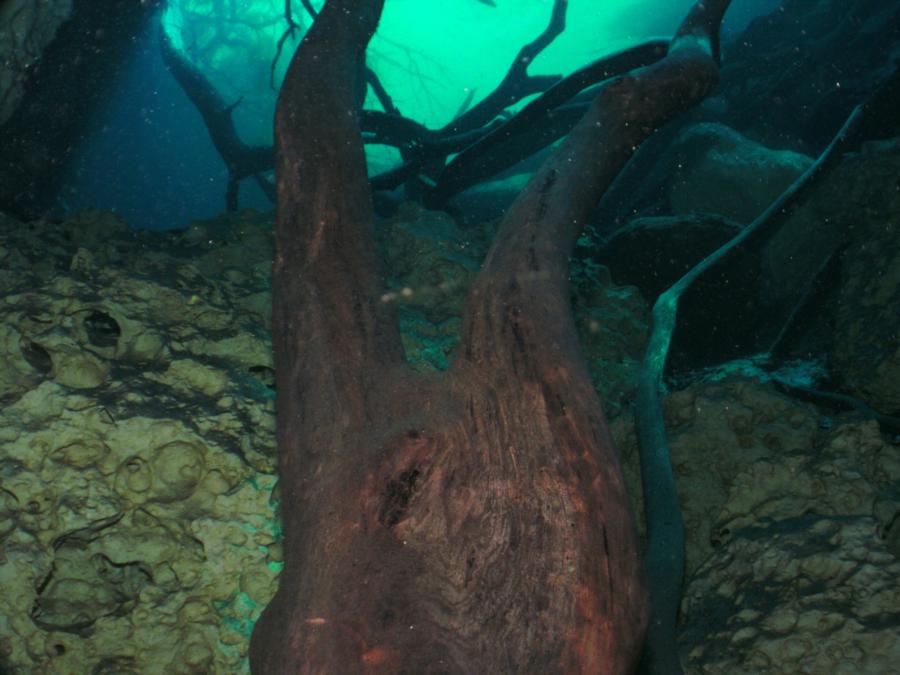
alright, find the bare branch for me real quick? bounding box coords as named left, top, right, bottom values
left=442, top=0, right=568, bottom=135
left=429, top=39, right=669, bottom=204
left=160, top=27, right=273, bottom=209
left=269, top=0, right=303, bottom=89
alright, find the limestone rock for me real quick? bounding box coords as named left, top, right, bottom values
left=829, top=140, right=900, bottom=414
left=380, top=204, right=484, bottom=314
left=613, top=374, right=822, bottom=575
left=760, top=137, right=900, bottom=415
left=711, top=420, right=900, bottom=548
left=573, top=276, right=649, bottom=418
left=681, top=515, right=900, bottom=674
left=0, top=210, right=279, bottom=674
left=592, top=122, right=813, bottom=229
left=665, top=123, right=813, bottom=224
left=597, top=213, right=745, bottom=300
left=718, top=0, right=900, bottom=151
left=2, top=193, right=897, bottom=673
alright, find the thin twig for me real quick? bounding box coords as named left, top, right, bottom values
left=270, top=0, right=302, bottom=89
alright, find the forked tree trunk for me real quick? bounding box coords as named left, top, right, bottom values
left=249, top=0, right=730, bottom=672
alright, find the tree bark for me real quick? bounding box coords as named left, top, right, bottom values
left=0, top=0, right=162, bottom=220
left=250, top=0, right=730, bottom=672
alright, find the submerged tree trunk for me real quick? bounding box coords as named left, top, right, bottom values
left=250, top=0, right=729, bottom=672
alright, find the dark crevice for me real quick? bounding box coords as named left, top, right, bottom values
left=378, top=468, right=421, bottom=528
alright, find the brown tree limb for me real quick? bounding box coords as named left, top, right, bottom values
left=268, top=0, right=402, bottom=420
left=160, top=26, right=273, bottom=210
left=366, top=66, right=400, bottom=116
left=458, top=0, right=729, bottom=370
left=459, top=9, right=733, bottom=672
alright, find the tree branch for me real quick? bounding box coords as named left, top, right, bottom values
left=448, top=2, right=732, bottom=672
left=268, top=0, right=400, bottom=445
left=429, top=39, right=669, bottom=204
left=635, top=56, right=900, bottom=675
left=456, top=2, right=729, bottom=374
left=440, top=0, right=568, bottom=136
left=160, top=26, right=274, bottom=210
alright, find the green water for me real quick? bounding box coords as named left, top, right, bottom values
left=161, top=0, right=697, bottom=170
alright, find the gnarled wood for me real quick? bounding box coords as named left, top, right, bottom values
left=250, top=0, right=731, bottom=672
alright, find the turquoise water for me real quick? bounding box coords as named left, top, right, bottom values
left=159, top=0, right=769, bottom=159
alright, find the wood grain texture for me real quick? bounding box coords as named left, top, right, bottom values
left=250, top=0, right=731, bottom=672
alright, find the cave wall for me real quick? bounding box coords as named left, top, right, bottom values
left=0, top=0, right=162, bottom=220
left=0, top=0, right=73, bottom=126
left=717, top=0, right=900, bottom=152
